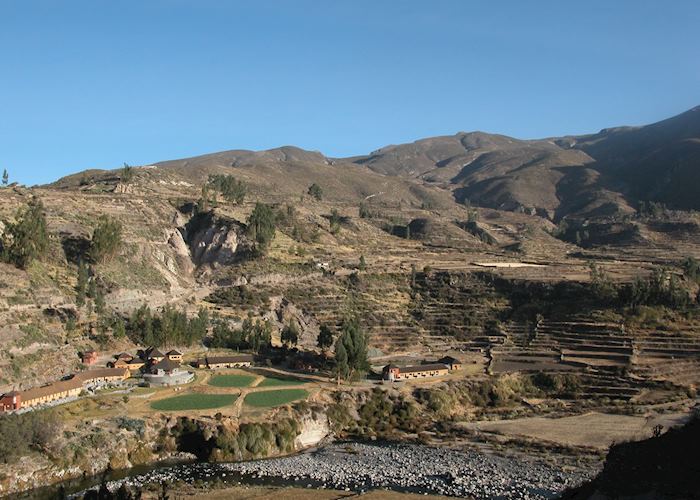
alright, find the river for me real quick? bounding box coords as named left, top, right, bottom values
left=18, top=441, right=595, bottom=500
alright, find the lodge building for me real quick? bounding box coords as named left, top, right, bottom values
left=382, top=357, right=462, bottom=381
left=195, top=354, right=254, bottom=369
left=0, top=367, right=129, bottom=412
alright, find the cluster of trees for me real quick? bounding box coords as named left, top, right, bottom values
left=127, top=304, right=209, bottom=347
left=589, top=263, right=695, bottom=309
left=247, top=202, right=277, bottom=254
left=208, top=174, right=247, bottom=204
left=0, top=197, right=49, bottom=269
left=208, top=313, right=272, bottom=353
left=333, top=318, right=369, bottom=382
left=638, top=200, right=669, bottom=219
left=75, top=260, right=106, bottom=312
left=0, top=411, right=61, bottom=463
left=90, top=215, right=123, bottom=263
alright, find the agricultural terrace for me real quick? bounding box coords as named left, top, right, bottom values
left=151, top=393, right=238, bottom=411
left=244, top=389, right=310, bottom=408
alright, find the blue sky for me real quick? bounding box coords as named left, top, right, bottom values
left=1, top=1, right=698, bottom=185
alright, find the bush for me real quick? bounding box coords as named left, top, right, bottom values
left=307, top=183, right=323, bottom=201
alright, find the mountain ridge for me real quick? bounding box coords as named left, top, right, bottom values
left=50, top=105, right=700, bottom=219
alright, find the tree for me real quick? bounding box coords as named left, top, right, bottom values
left=1, top=197, right=49, bottom=269
left=76, top=260, right=89, bottom=307
left=281, top=321, right=299, bottom=348
left=120, top=163, right=135, bottom=184
left=198, top=184, right=211, bottom=213
left=317, top=325, right=334, bottom=352
left=358, top=255, right=366, bottom=271
left=90, top=215, right=123, bottom=263
left=247, top=202, right=276, bottom=253
left=359, top=202, right=372, bottom=219
left=334, top=340, right=349, bottom=382
left=334, top=318, right=368, bottom=382
left=1, top=169, right=8, bottom=186
left=329, top=208, right=341, bottom=235
left=307, top=183, right=323, bottom=201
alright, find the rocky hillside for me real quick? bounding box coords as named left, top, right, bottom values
left=351, top=106, right=700, bottom=219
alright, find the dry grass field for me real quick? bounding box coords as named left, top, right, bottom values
left=462, top=411, right=692, bottom=450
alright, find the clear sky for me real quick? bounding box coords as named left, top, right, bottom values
left=1, top=1, right=699, bottom=185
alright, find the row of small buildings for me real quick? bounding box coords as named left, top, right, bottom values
left=382, top=356, right=462, bottom=381
left=0, top=367, right=129, bottom=412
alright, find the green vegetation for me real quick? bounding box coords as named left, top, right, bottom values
left=128, top=304, right=209, bottom=347
left=333, top=317, right=369, bottom=381
left=151, top=393, right=238, bottom=411
left=257, top=376, right=306, bottom=387
left=120, top=163, right=135, bottom=184
left=275, top=204, right=321, bottom=244
left=89, top=215, right=123, bottom=263
left=307, top=183, right=323, bottom=201
left=329, top=208, right=342, bottom=234
left=206, top=285, right=270, bottom=308
left=280, top=321, right=299, bottom=348
left=75, top=260, right=90, bottom=307
left=682, top=256, right=700, bottom=283
left=1, top=168, right=7, bottom=186
left=1, top=197, right=49, bottom=269
left=247, top=202, right=276, bottom=254
left=208, top=374, right=256, bottom=388
left=244, top=388, right=308, bottom=407
left=209, top=313, right=272, bottom=353
left=317, top=324, right=334, bottom=352
left=208, top=174, right=246, bottom=204
left=0, top=411, right=61, bottom=463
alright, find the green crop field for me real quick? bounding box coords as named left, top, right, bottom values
left=257, top=376, right=307, bottom=387
left=151, top=393, right=238, bottom=411
left=209, top=374, right=256, bottom=388
left=244, top=389, right=309, bottom=407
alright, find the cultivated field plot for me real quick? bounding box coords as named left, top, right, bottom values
left=208, top=373, right=257, bottom=388
left=244, top=389, right=309, bottom=407
left=258, top=376, right=308, bottom=387
left=151, top=393, right=238, bottom=411
left=463, top=411, right=689, bottom=450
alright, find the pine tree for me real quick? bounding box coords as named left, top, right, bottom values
left=281, top=321, right=299, bottom=348
left=334, top=318, right=368, bottom=382
left=247, top=202, right=276, bottom=254
left=359, top=255, right=366, bottom=271
left=90, top=215, right=123, bottom=263
left=76, top=260, right=89, bottom=307
left=334, top=340, right=349, bottom=383
left=317, top=325, right=334, bottom=352
left=1, top=169, right=8, bottom=186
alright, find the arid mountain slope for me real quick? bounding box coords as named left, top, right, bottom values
left=352, top=106, right=700, bottom=219
left=559, top=105, right=700, bottom=211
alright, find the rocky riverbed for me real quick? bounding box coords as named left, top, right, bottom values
left=86, top=442, right=595, bottom=500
